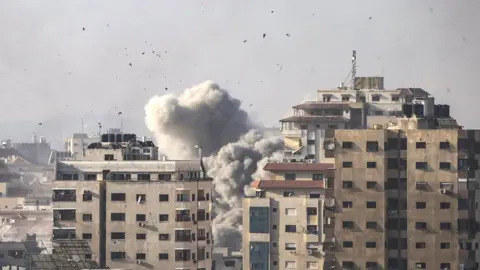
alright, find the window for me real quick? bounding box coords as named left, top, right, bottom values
left=111, top=193, right=126, bottom=201
left=82, top=191, right=92, bottom=201
left=111, top=252, right=125, bottom=260
left=416, top=142, right=426, bottom=149
left=440, top=202, right=451, bottom=209
left=138, top=174, right=150, bottom=181
left=416, top=162, right=427, bottom=170
left=343, top=201, right=353, bottom=208
left=458, top=199, right=468, bottom=210
left=159, top=194, right=169, bottom=202
left=176, top=191, right=189, bottom=202
left=440, top=222, right=451, bottom=230
left=365, top=241, right=376, bottom=248
left=175, top=210, right=190, bottom=222
left=198, top=209, right=208, bottom=221
left=82, top=214, right=92, bottom=221
left=440, top=242, right=450, bottom=249
left=343, top=221, right=354, bottom=229
left=342, top=181, right=353, bottom=188
left=416, top=242, right=426, bottom=249
left=111, top=232, right=125, bottom=240
left=197, top=247, right=206, bottom=261
left=285, top=172, right=296, bottom=180
left=366, top=141, right=379, bottom=152
left=159, top=234, right=169, bottom=241
left=175, top=249, right=191, bottom=261
left=136, top=233, right=146, bottom=240
left=415, top=262, right=426, bottom=269
left=439, top=162, right=451, bottom=170
left=136, top=253, right=146, bottom=260
left=285, top=261, right=296, bottom=269
left=82, top=233, right=92, bottom=239
left=104, top=154, right=114, bottom=161
left=372, top=95, right=380, bottom=102
left=307, top=139, right=315, bottom=145
left=84, top=174, right=97, bottom=181
left=312, top=173, right=323, bottom=180
left=283, top=191, right=294, bottom=197
left=136, top=194, right=146, bottom=203
left=391, top=95, right=399, bottom=101
left=342, top=141, right=353, bottom=148
left=342, top=262, right=354, bottom=269
left=416, top=202, right=426, bottom=209
left=366, top=221, right=377, bottom=229
left=175, top=230, right=191, bottom=242
left=366, top=162, right=376, bottom=168
left=341, top=95, right=350, bottom=102
left=198, top=189, right=206, bottom=201
left=343, top=241, right=353, bottom=248
left=158, top=173, right=171, bottom=180
left=159, top=214, right=169, bottom=222
left=159, top=253, right=168, bottom=260
left=416, top=181, right=428, bottom=190
left=309, top=193, right=321, bottom=198
left=306, top=207, right=317, bottom=215
left=285, top=225, right=296, bottom=232
left=285, top=243, right=296, bottom=250
left=439, top=141, right=450, bottom=149
left=322, top=95, right=331, bottom=102
left=366, top=201, right=376, bottom=209
left=366, top=181, right=376, bottom=189
left=111, top=213, right=125, bottom=221
left=343, top=161, right=353, bottom=168
left=416, top=222, right=427, bottom=230
left=285, top=208, right=296, bottom=216
left=136, top=214, right=146, bottom=221
left=440, top=263, right=450, bottom=269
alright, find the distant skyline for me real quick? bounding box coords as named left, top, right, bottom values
left=1, top=0, right=479, bottom=146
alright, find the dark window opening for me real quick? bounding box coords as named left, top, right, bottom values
left=440, top=242, right=450, bottom=249
left=416, top=142, right=426, bottom=149
left=158, top=173, right=171, bottom=180
left=366, top=201, right=376, bottom=208
left=159, top=253, right=169, bottom=260
left=138, top=174, right=150, bottom=181
left=342, top=181, right=353, bottom=188
left=159, top=234, right=169, bottom=241
left=366, top=141, right=379, bottom=152
left=366, top=162, right=376, bottom=168
left=440, top=222, right=451, bottom=230
left=159, top=214, right=169, bottom=222
left=366, top=221, right=377, bottom=229
left=111, top=213, right=125, bottom=221
left=342, top=141, right=353, bottom=149
left=343, top=201, right=353, bottom=208
left=284, top=172, right=296, bottom=180
left=366, top=181, right=376, bottom=189
left=136, top=233, right=146, bottom=240
left=111, top=252, right=125, bottom=260
left=343, top=241, right=353, bottom=248
left=415, top=242, right=426, bottom=249
left=416, top=222, right=427, bottom=230
left=82, top=214, right=92, bottom=221
left=111, top=232, right=125, bottom=240
left=159, top=194, right=169, bottom=202
left=285, top=225, right=296, bottom=232
left=439, top=162, right=451, bottom=170
left=439, top=141, right=450, bottom=149
left=104, top=154, right=114, bottom=161
left=416, top=162, right=427, bottom=170
left=136, top=214, right=146, bottom=221
left=365, top=241, right=376, bottom=248
left=416, top=202, right=426, bottom=209
left=342, top=221, right=354, bottom=229
left=440, top=202, right=451, bottom=209
left=343, top=161, right=353, bottom=168
left=111, top=193, right=126, bottom=201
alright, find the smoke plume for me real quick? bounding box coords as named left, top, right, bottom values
left=145, top=80, right=283, bottom=250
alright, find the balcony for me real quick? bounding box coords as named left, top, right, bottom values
left=52, top=190, right=77, bottom=208
left=53, top=209, right=76, bottom=228
left=176, top=215, right=191, bottom=222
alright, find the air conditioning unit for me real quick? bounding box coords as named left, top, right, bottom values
left=440, top=189, right=447, bottom=194
left=138, top=222, right=146, bottom=227
left=307, top=250, right=313, bottom=255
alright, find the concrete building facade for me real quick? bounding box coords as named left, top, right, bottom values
left=243, top=163, right=333, bottom=270
left=326, top=118, right=478, bottom=269
left=52, top=133, right=213, bottom=269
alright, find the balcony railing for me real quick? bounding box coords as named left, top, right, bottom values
left=176, top=215, right=191, bottom=222
left=52, top=194, right=76, bottom=202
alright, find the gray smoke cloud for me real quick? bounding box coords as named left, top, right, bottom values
left=145, top=80, right=283, bottom=250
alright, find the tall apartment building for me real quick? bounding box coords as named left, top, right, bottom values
left=325, top=116, right=478, bottom=270
left=52, top=133, right=213, bottom=269
left=279, top=75, right=446, bottom=163
left=243, top=162, right=334, bottom=270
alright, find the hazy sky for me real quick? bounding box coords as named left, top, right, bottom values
left=0, top=0, right=479, bottom=145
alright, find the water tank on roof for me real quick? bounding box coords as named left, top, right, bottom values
left=413, top=104, right=424, bottom=117
left=108, top=134, right=115, bottom=143
left=115, top=134, right=123, bottom=143
left=438, top=105, right=451, bottom=118
left=101, top=134, right=109, bottom=142
left=444, top=105, right=450, bottom=118
left=402, top=104, right=413, bottom=118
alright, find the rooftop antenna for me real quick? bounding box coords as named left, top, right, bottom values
left=97, top=122, right=102, bottom=138
left=81, top=118, right=85, bottom=157
left=351, top=50, right=357, bottom=90
left=118, top=112, right=123, bottom=134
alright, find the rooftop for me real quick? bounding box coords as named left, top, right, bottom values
left=251, top=180, right=324, bottom=189
left=263, top=162, right=334, bottom=172
left=279, top=116, right=348, bottom=123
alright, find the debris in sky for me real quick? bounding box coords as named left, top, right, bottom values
left=243, top=40, right=247, bottom=43
left=107, top=24, right=109, bottom=27
left=286, top=33, right=290, bottom=37
left=263, top=33, right=266, bottom=38
left=142, top=52, right=145, bottom=55
left=271, top=10, right=274, bottom=13
left=38, top=123, right=42, bottom=126
left=118, top=112, right=123, bottom=116
left=82, top=27, right=85, bottom=31
left=369, top=17, right=372, bottom=20
left=278, top=64, right=283, bottom=72
left=165, top=87, right=168, bottom=90
left=446, top=88, right=451, bottom=92
left=129, top=63, right=132, bottom=66
left=249, top=104, right=252, bottom=107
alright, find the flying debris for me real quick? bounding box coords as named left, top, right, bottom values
left=263, top=33, right=266, bottom=38
left=369, top=16, right=372, bottom=20
left=38, top=123, right=42, bottom=126
left=82, top=27, right=85, bottom=31
left=107, top=24, right=110, bottom=27
left=270, top=10, right=274, bottom=13
left=129, top=63, right=132, bottom=66
left=165, top=87, right=168, bottom=91
left=286, top=33, right=291, bottom=37
left=144, top=80, right=283, bottom=249
left=243, top=40, right=247, bottom=43
left=118, top=112, right=123, bottom=116
left=142, top=52, right=145, bottom=55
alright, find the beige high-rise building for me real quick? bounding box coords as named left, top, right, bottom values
left=325, top=117, right=479, bottom=270
left=243, top=162, right=333, bottom=270
left=52, top=133, right=213, bottom=269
